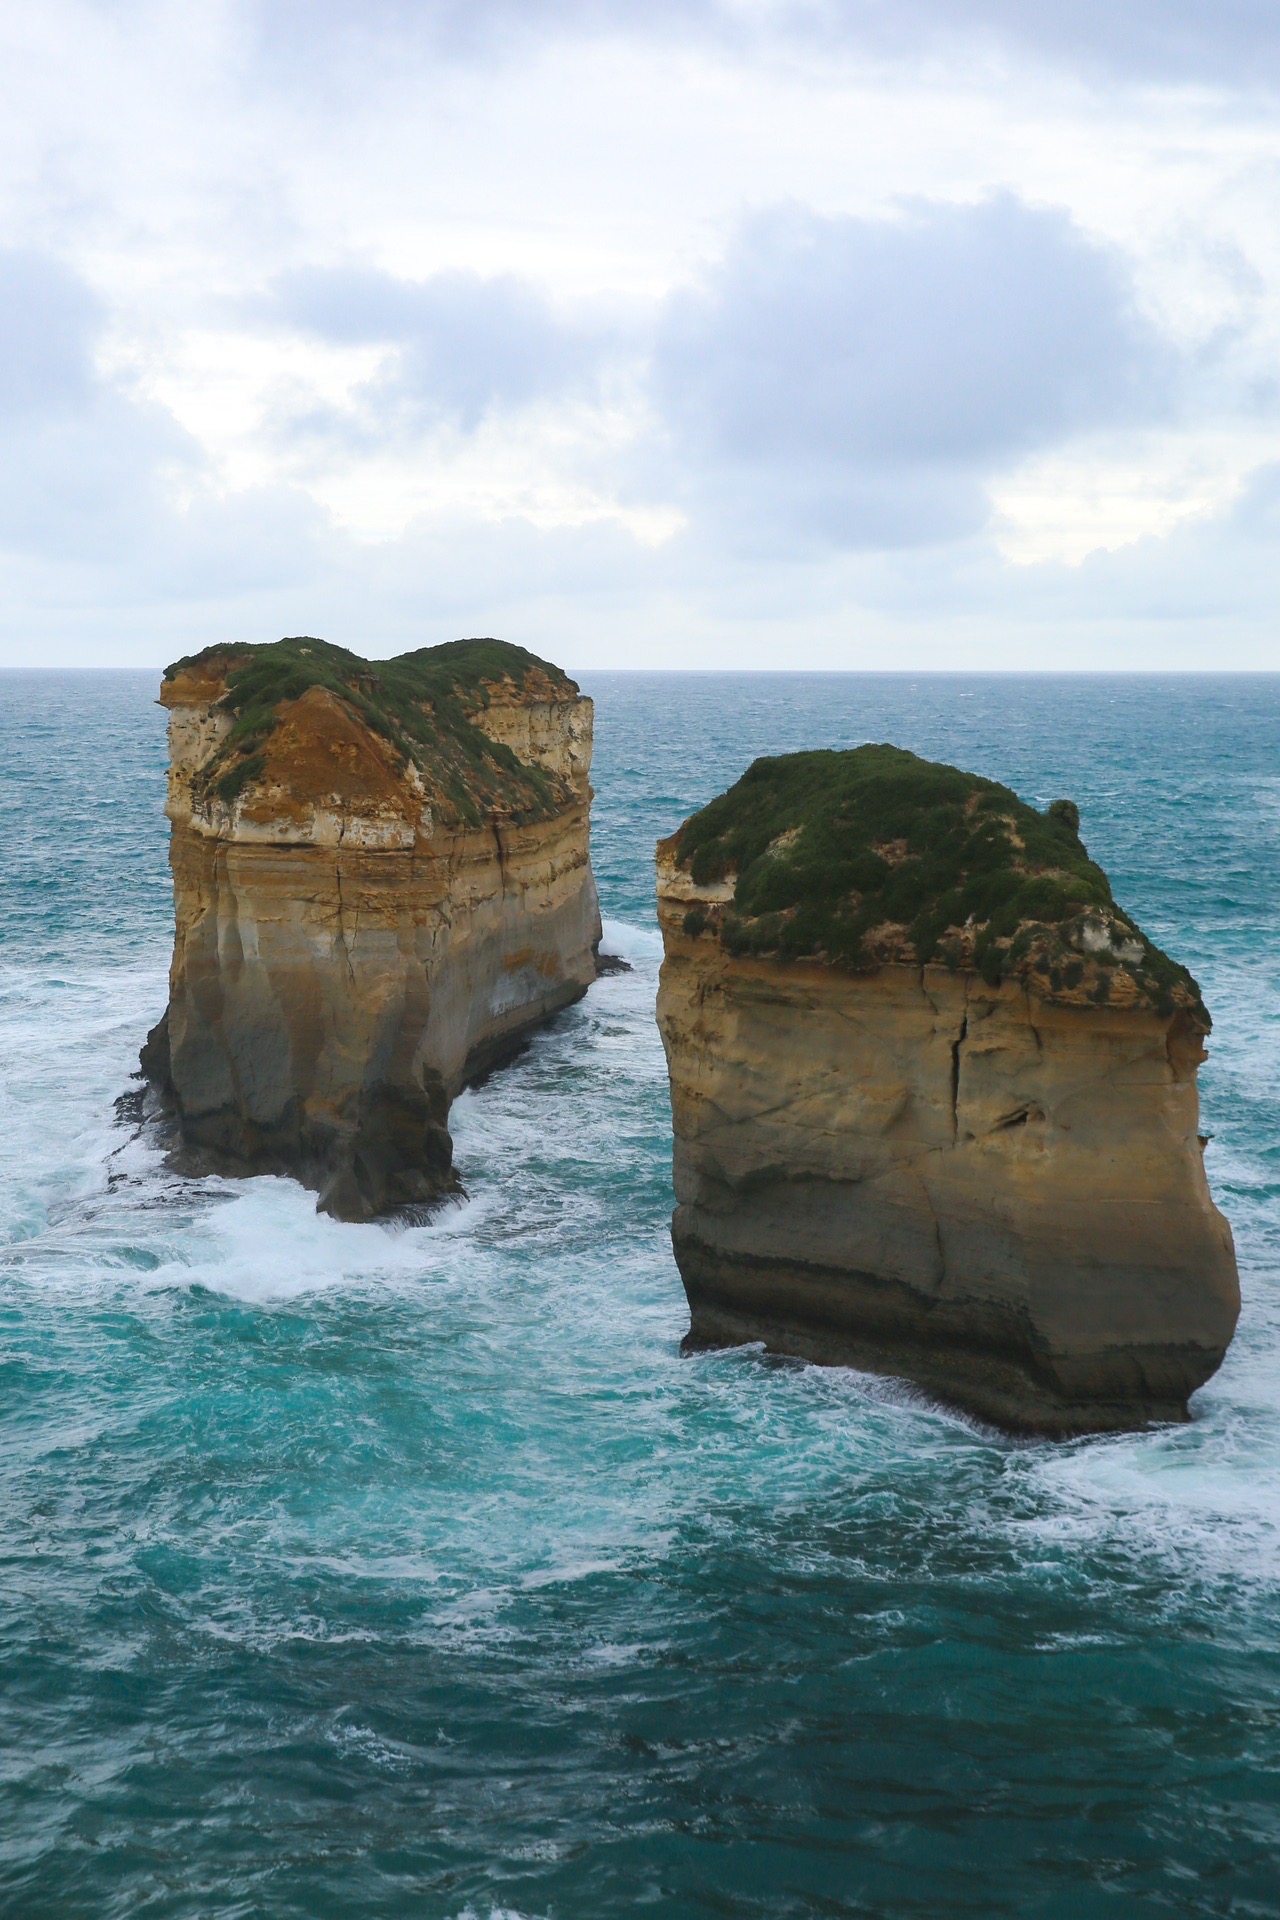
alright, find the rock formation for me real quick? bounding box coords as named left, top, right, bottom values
left=656, top=745, right=1239, bottom=1435
left=142, top=635, right=602, bottom=1220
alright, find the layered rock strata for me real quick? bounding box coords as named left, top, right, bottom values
left=142, top=635, right=602, bottom=1219
left=656, top=746, right=1239, bottom=1435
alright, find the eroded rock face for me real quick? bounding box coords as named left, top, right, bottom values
left=656, top=748, right=1239, bottom=1435
left=142, top=636, right=602, bottom=1219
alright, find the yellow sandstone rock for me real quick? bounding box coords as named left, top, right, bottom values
left=655, top=747, right=1239, bottom=1434
left=142, top=636, right=601, bottom=1219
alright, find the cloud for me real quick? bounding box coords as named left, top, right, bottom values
left=274, top=265, right=611, bottom=433
left=0, top=251, right=102, bottom=421
left=249, top=0, right=724, bottom=67
left=650, top=196, right=1173, bottom=548
left=247, top=0, right=1280, bottom=88
left=264, top=196, right=1178, bottom=556
left=0, top=249, right=203, bottom=563
left=809, top=0, right=1280, bottom=89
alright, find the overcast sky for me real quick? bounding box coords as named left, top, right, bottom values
left=3, top=0, right=1280, bottom=667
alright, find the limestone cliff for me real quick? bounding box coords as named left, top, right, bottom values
left=142, top=635, right=602, bottom=1220
left=656, top=745, right=1239, bottom=1435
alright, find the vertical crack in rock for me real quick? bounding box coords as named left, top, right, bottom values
left=334, top=862, right=357, bottom=984
left=950, top=1015, right=967, bottom=1143
left=928, top=1190, right=948, bottom=1292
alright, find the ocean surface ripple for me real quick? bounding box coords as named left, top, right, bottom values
left=1, top=670, right=1278, bottom=1918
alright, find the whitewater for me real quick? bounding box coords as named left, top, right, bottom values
left=2, top=669, right=1278, bottom=1918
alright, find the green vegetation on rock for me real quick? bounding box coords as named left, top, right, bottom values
left=165, top=635, right=578, bottom=825
left=671, top=745, right=1205, bottom=1023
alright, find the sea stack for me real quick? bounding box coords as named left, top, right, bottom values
left=142, top=636, right=602, bottom=1220
left=656, top=746, right=1239, bottom=1435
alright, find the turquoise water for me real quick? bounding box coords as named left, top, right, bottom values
left=2, top=670, right=1279, bottom=1919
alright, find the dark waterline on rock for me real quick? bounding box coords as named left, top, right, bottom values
left=1, top=670, right=1279, bottom=1917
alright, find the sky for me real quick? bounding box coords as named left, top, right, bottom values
left=3, top=0, right=1280, bottom=668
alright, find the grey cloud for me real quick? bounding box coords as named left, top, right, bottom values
left=0, top=248, right=199, bottom=563
left=657, top=197, right=1166, bottom=466
left=248, top=0, right=1280, bottom=87
left=250, top=0, right=721, bottom=67
left=275, top=266, right=607, bottom=431
left=810, top=0, right=1280, bottom=88
left=0, top=251, right=102, bottom=420
left=649, top=196, right=1173, bottom=548
left=657, top=463, right=992, bottom=554
left=1224, top=458, right=1280, bottom=536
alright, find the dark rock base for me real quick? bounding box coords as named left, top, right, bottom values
left=136, top=982, right=591, bottom=1223
left=673, top=1226, right=1226, bottom=1437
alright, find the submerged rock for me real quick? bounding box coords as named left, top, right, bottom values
left=143, top=635, right=601, bottom=1220
left=656, top=745, right=1239, bottom=1435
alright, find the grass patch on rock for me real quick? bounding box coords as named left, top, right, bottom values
left=166, top=635, right=578, bottom=827
left=670, top=744, right=1206, bottom=1025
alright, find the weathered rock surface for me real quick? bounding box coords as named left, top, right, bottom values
left=142, top=635, right=602, bottom=1219
left=656, top=746, right=1239, bottom=1435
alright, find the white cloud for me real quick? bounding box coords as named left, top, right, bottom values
left=990, top=432, right=1260, bottom=565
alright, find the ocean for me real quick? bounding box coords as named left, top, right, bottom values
left=1, top=669, right=1278, bottom=1918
